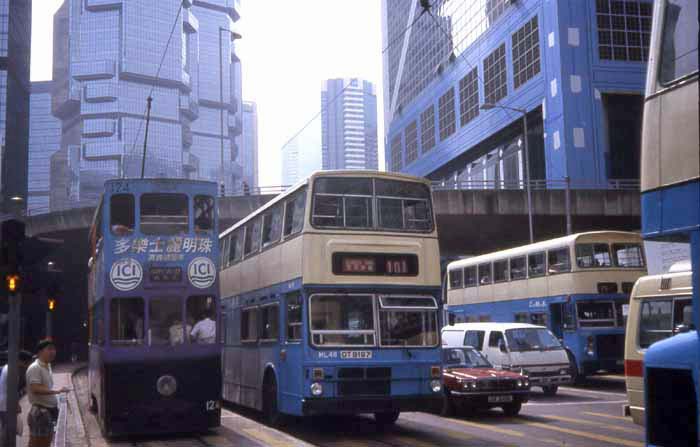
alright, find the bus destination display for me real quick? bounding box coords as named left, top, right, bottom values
left=149, top=266, right=183, bottom=283
left=333, top=253, right=418, bottom=276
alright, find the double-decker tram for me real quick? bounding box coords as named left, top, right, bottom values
left=446, top=232, right=647, bottom=382
left=219, top=171, right=443, bottom=425
left=87, top=179, right=221, bottom=437
left=639, top=0, right=698, bottom=445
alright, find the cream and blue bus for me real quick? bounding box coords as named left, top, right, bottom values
left=219, top=171, right=443, bottom=425
left=639, top=0, right=698, bottom=445
left=446, top=232, right=647, bottom=382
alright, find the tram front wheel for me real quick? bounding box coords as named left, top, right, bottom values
left=374, top=410, right=400, bottom=426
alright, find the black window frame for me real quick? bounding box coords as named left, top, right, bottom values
left=493, top=259, right=509, bottom=283
left=478, top=262, right=493, bottom=285
left=510, top=256, right=527, bottom=280
left=260, top=303, right=280, bottom=342
left=528, top=251, right=546, bottom=278
left=548, top=247, right=572, bottom=274
left=449, top=268, right=464, bottom=289
left=464, top=266, right=477, bottom=287
left=241, top=307, right=259, bottom=342
left=109, top=193, right=135, bottom=236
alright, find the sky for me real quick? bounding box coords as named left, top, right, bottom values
left=30, top=0, right=386, bottom=187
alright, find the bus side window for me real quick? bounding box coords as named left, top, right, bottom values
left=464, top=330, right=485, bottom=350
left=241, top=307, right=258, bottom=342
left=639, top=299, right=673, bottom=348
left=449, top=269, right=463, bottom=289
left=283, top=189, right=307, bottom=237
left=110, top=194, right=135, bottom=236
left=528, top=252, right=546, bottom=277
left=478, top=314, right=491, bottom=322
left=478, top=263, right=492, bottom=285
left=464, top=266, right=477, bottom=287
left=514, top=312, right=529, bottom=323
left=530, top=312, right=547, bottom=326
left=286, top=293, right=302, bottom=342
left=260, top=304, right=280, bottom=341
left=194, top=195, right=215, bottom=232
left=262, top=205, right=283, bottom=248
left=674, top=298, right=693, bottom=330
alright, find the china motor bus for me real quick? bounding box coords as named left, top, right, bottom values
left=219, top=171, right=443, bottom=425
left=445, top=232, right=647, bottom=387
left=639, top=0, right=698, bottom=445
left=87, top=179, right=221, bottom=437
left=624, top=263, right=692, bottom=426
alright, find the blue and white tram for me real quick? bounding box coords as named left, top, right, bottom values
left=87, top=179, right=221, bottom=436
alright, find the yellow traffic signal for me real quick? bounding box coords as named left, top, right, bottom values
left=6, top=275, right=19, bottom=293
left=48, top=298, right=56, bottom=312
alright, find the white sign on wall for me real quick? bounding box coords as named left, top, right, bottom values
left=644, top=241, right=691, bottom=275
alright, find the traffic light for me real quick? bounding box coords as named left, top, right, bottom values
left=6, top=275, right=20, bottom=294
left=1, top=219, right=25, bottom=296
left=48, top=298, right=56, bottom=312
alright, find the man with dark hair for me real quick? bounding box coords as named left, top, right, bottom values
left=190, top=308, right=216, bottom=344
left=0, top=350, right=33, bottom=444
left=25, top=340, right=69, bottom=447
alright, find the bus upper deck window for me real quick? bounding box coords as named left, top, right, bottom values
left=528, top=252, right=546, bottom=277
left=547, top=248, right=571, bottom=274
left=283, top=190, right=306, bottom=236
left=510, top=256, right=527, bottom=280
left=478, top=263, right=492, bottom=285
left=659, top=0, right=699, bottom=85
left=376, top=179, right=432, bottom=231
left=449, top=269, right=463, bottom=289
left=612, top=243, right=644, bottom=268
left=110, top=194, right=135, bottom=236
left=194, top=195, right=214, bottom=232
left=262, top=205, right=283, bottom=247
left=576, top=243, right=612, bottom=268
left=493, top=260, right=509, bottom=282
left=140, top=194, right=189, bottom=235
left=464, top=266, right=477, bottom=287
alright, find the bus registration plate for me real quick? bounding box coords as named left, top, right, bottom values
left=340, top=351, right=372, bottom=360
left=488, top=395, right=513, bottom=403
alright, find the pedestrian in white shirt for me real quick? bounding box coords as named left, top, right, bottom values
left=190, top=310, right=216, bottom=344
left=0, top=350, right=33, bottom=445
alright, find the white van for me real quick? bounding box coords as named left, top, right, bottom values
left=623, top=265, right=693, bottom=426
left=442, top=322, right=573, bottom=395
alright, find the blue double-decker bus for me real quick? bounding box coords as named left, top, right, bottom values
left=446, top=231, right=647, bottom=386
left=640, top=0, right=699, bottom=445
left=87, top=179, right=221, bottom=437
left=219, top=171, right=443, bottom=425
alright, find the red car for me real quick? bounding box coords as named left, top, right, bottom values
left=441, top=347, right=530, bottom=416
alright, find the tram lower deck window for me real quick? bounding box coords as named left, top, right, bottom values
left=110, top=297, right=144, bottom=345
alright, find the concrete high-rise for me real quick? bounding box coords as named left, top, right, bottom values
left=28, top=81, right=62, bottom=215
left=321, top=78, right=378, bottom=171
left=281, top=118, right=321, bottom=186
left=50, top=0, right=243, bottom=210
left=241, top=101, right=258, bottom=191
left=0, top=0, right=31, bottom=214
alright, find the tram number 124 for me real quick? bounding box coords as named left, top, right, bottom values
left=205, top=400, right=221, bottom=411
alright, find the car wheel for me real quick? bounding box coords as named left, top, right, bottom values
left=542, top=385, right=559, bottom=396
left=374, top=410, right=400, bottom=426
left=502, top=402, right=522, bottom=416
left=440, top=392, right=455, bottom=417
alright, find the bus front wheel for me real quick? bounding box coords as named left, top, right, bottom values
left=374, top=410, right=400, bottom=426
left=542, top=385, right=558, bottom=396
left=262, top=373, right=283, bottom=426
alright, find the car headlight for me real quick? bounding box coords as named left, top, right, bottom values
left=560, top=369, right=568, bottom=376
left=430, top=379, right=441, bottom=393
left=516, top=379, right=523, bottom=388
left=523, top=379, right=529, bottom=387
left=310, top=382, right=323, bottom=396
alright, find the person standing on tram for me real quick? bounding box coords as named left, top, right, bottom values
left=190, top=309, right=216, bottom=344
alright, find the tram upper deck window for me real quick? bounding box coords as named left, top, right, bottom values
left=283, top=189, right=307, bottom=236
left=576, top=243, right=612, bottom=268
left=659, top=0, right=699, bottom=85
left=194, top=195, right=214, bottom=232
left=110, top=194, right=135, bottom=236
left=464, top=266, right=477, bottom=287
left=140, top=194, right=188, bottom=235
left=148, top=297, right=183, bottom=346
left=510, top=256, right=527, bottom=280
left=110, top=297, right=144, bottom=346
left=548, top=248, right=571, bottom=274
left=310, top=294, right=375, bottom=346
left=612, top=243, right=644, bottom=268
left=528, top=252, right=546, bottom=277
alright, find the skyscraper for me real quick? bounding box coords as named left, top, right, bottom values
left=281, top=118, right=321, bottom=186
left=321, top=78, right=378, bottom=171
left=50, top=0, right=243, bottom=210
left=28, top=81, right=62, bottom=215
left=0, top=0, right=31, bottom=214
left=382, top=0, right=651, bottom=186
left=241, top=101, right=258, bottom=191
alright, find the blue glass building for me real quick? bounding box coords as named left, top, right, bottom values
left=382, top=0, right=651, bottom=186
left=321, top=78, right=378, bottom=171
left=0, top=0, right=31, bottom=214
left=28, top=81, right=62, bottom=215
left=49, top=0, right=243, bottom=211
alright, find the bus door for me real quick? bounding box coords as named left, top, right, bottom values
left=278, top=291, right=304, bottom=413
left=549, top=304, right=564, bottom=339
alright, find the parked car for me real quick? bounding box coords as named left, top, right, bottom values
left=442, top=323, right=572, bottom=395
left=441, top=346, right=530, bottom=416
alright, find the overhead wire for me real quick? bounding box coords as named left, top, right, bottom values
left=124, top=0, right=185, bottom=177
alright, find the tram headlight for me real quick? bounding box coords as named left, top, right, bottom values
left=430, top=379, right=442, bottom=393
left=156, top=375, right=177, bottom=397
left=310, top=382, right=323, bottom=397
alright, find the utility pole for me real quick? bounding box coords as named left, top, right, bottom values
left=218, top=27, right=226, bottom=197
left=140, top=96, right=153, bottom=179
left=2, top=219, right=25, bottom=447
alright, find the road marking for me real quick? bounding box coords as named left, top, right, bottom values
left=541, top=414, right=640, bottom=434
left=524, top=400, right=628, bottom=406
left=382, top=435, right=438, bottom=447
left=325, top=441, right=372, bottom=447
left=242, top=427, right=290, bottom=447
left=524, top=421, right=644, bottom=447
left=447, top=417, right=526, bottom=438
left=559, top=387, right=627, bottom=397
left=583, top=411, right=633, bottom=421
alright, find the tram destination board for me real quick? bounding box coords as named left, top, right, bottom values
left=149, top=266, right=183, bottom=282
left=332, top=253, right=418, bottom=276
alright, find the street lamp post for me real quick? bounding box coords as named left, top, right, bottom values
left=481, top=103, right=534, bottom=243
left=218, top=27, right=242, bottom=197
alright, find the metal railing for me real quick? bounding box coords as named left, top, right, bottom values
left=429, top=178, right=641, bottom=191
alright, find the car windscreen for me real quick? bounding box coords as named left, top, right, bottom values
left=505, top=328, right=563, bottom=352
left=443, top=347, right=491, bottom=368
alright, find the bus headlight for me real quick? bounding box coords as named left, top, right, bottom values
left=430, top=380, right=442, bottom=393
left=310, top=382, right=323, bottom=397
left=586, top=336, right=595, bottom=356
